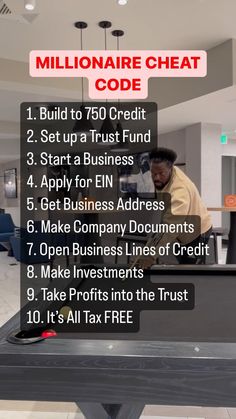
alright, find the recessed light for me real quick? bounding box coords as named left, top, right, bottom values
left=24, top=0, right=36, bottom=11
left=117, top=0, right=128, bottom=5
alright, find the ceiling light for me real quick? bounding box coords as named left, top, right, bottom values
left=24, top=0, right=36, bottom=11
left=111, top=29, right=129, bottom=153
left=99, top=116, right=115, bottom=142
left=117, top=0, right=128, bottom=5
left=73, top=21, right=94, bottom=135
left=111, top=122, right=129, bottom=153
left=73, top=105, right=94, bottom=135
left=98, top=21, right=115, bottom=142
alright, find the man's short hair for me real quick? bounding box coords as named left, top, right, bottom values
left=149, top=148, right=177, bottom=165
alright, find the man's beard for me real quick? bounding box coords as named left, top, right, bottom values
left=155, top=181, right=168, bottom=190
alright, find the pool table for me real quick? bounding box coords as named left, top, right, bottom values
left=1, top=265, right=236, bottom=419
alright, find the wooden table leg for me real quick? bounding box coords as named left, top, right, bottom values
left=77, top=402, right=144, bottom=419
left=111, top=403, right=145, bottom=419
left=78, top=402, right=108, bottom=419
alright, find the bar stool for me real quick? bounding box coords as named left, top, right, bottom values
left=211, top=227, right=228, bottom=263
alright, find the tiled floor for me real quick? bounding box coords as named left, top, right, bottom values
left=0, top=403, right=235, bottom=419
left=0, top=248, right=232, bottom=419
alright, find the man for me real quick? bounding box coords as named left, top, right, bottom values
left=136, top=148, right=212, bottom=268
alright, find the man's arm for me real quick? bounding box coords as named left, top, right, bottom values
left=134, top=186, right=191, bottom=268
left=153, top=185, right=191, bottom=250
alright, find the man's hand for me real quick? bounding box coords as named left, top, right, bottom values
left=131, top=255, right=156, bottom=269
